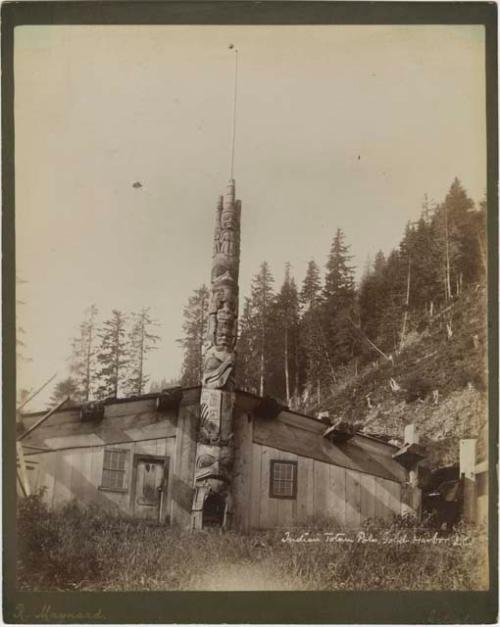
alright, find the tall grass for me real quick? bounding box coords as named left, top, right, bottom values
left=17, top=494, right=488, bottom=591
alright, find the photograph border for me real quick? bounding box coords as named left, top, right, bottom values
left=2, top=2, right=498, bottom=623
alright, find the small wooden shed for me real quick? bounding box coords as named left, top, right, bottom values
left=18, top=387, right=422, bottom=530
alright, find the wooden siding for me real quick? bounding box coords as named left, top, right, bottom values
left=26, top=438, right=176, bottom=518
left=247, top=443, right=402, bottom=529
left=253, top=416, right=406, bottom=483
left=232, top=412, right=253, bottom=531
left=19, top=390, right=412, bottom=530
left=170, top=403, right=198, bottom=528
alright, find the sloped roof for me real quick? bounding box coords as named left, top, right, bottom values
left=253, top=411, right=406, bottom=483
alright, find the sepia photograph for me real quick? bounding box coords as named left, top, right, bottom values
left=2, top=2, right=497, bottom=623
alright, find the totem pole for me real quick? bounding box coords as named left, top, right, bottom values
left=191, top=45, right=241, bottom=530
left=192, top=180, right=241, bottom=529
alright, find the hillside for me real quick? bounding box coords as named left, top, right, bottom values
left=313, top=285, right=488, bottom=469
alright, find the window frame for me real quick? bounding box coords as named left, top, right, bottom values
left=269, top=459, right=298, bottom=499
left=99, top=447, right=129, bottom=493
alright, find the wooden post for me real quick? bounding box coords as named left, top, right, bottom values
left=404, top=423, right=419, bottom=445
left=16, top=442, right=30, bottom=497
left=401, top=424, right=422, bottom=518
left=460, top=438, right=477, bottom=524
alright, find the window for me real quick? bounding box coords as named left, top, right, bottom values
left=101, top=448, right=128, bottom=491
left=270, top=460, right=297, bottom=499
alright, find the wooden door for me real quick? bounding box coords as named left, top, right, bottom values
left=133, top=456, right=166, bottom=520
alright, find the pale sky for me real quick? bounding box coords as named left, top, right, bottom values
left=15, top=25, right=486, bottom=410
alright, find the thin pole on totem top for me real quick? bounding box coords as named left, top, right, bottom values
left=229, top=44, right=238, bottom=181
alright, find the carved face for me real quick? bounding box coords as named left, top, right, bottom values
left=215, top=309, right=236, bottom=348
left=195, top=444, right=233, bottom=483
left=210, top=284, right=236, bottom=313
left=221, top=211, right=235, bottom=230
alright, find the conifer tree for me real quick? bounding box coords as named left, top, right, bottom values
left=49, top=377, right=81, bottom=406
left=274, top=263, right=301, bottom=405
left=70, top=304, right=98, bottom=401
left=300, top=259, right=322, bottom=310
left=250, top=262, right=275, bottom=397
left=433, top=178, right=475, bottom=299
left=178, top=285, right=209, bottom=386
left=323, top=228, right=357, bottom=368
left=359, top=250, right=387, bottom=344
left=324, top=229, right=356, bottom=308
left=236, top=297, right=260, bottom=393
left=95, top=310, right=128, bottom=399
left=299, top=260, right=326, bottom=404
left=124, top=308, right=160, bottom=396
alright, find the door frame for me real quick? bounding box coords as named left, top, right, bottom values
left=130, top=453, right=169, bottom=520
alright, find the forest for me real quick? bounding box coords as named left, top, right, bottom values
left=46, top=177, right=486, bottom=414
left=179, top=177, right=486, bottom=413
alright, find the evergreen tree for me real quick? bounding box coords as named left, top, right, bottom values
left=377, top=249, right=405, bottom=353
left=323, top=228, right=356, bottom=308
left=178, top=285, right=209, bottom=386
left=70, top=304, right=98, bottom=401
left=124, top=307, right=160, bottom=396
left=236, top=297, right=261, bottom=393
left=250, top=262, right=275, bottom=396
left=299, top=260, right=327, bottom=404
left=323, top=229, right=357, bottom=368
left=300, top=259, right=322, bottom=310
left=273, top=263, right=301, bottom=405
left=95, top=310, right=128, bottom=399
left=49, top=377, right=81, bottom=406
left=433, top=178, right=476, bottom=299
left=444, top=178, right=482, bottom=287
left=358, top=250, right=388, bottom=347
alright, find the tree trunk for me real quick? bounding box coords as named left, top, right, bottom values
left=400, top=258, right=411, bottom=350
left=284, top=324, right=290, bottom=406
left=444, top=204, right=452, bottom=301
left=85, top=323, right=92, bottom=401
left=138, top=317, right=145, bottom=395
left=294, top=332, right=300, bottom=405
left=259, top=350, right=265, bottom=397
left=259, top=315, right=265, bottom=397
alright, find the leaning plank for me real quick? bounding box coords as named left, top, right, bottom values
left=17, top=397, right=70, bottom=442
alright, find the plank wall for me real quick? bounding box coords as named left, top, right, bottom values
left=247, top=442, right=402, bottom=529
left=20, top=396, right=185, bottom=521
left=25, top=437, right=177, bottom=519
left=232, top=411, right=253, bottom=531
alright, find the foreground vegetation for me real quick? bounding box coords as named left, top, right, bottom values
left=17, top=495, right=488, bottom=591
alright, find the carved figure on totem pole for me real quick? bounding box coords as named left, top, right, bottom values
left=201, top=180, right=241, bottom=391
left=192, top=179, right=241, bottom=530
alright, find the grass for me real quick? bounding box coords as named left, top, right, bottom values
left=17, top=494, right=488, bottom=591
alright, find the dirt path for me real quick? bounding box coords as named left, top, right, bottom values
left=185, top=559, right=306, bottom=590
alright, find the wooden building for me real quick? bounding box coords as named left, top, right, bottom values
left=16, top=172, right=424, bottom=531
left=18, top=387, right=422, bottom=530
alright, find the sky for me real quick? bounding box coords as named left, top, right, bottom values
left=14, top=25, right=486, bottom=410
